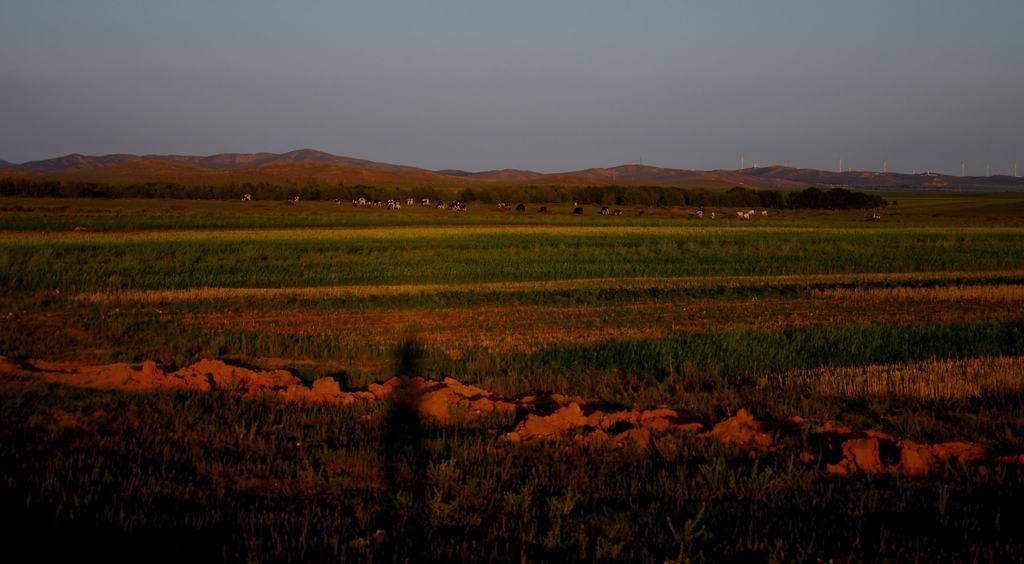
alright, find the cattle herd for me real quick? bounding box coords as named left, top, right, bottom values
left=239, top=194, right=816, bottom=220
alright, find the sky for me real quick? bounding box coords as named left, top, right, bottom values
left=1, top=0, right=1022, bottom=174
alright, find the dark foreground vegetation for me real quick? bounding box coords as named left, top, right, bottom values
left=0, top=177, right=887, bottom=209
left=2, top=379, right=1023, bottom=562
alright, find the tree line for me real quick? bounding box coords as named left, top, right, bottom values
left=0, top=178, right=887, bottom=209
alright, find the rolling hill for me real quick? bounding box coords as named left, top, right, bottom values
left=4, top=150, right=1023, bottom=190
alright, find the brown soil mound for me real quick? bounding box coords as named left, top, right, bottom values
left=0, top=356, right=518, bottom=424
left=3, top=356, right=1021, bottom=475
left=827, top=438, right=886, bottom=475
left=505, top=402, right=705, bottom=449
left=825, top=435, right=988, bottom=477
left=1, top=357, right=297, bottom=393
left=701, top=408, right=773, bottom=449
left=502, top=402, right=687, bottom=448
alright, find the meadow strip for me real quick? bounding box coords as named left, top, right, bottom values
left=4, top=224, right=1024, bottom=245
left=7, top=226, right=1024, bottom=293
left=75, top=270, right=1024, bottom=303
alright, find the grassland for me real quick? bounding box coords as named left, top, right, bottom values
left=2, top=194, right=1024, bottom=562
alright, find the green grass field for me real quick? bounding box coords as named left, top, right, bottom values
left=2, top=194, right=1024, bottom=562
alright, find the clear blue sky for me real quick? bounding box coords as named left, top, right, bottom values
left=1, top=0, right=1021, bottom=174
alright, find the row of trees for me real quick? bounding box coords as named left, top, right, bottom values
left=0, top=178, right=887, bottom=209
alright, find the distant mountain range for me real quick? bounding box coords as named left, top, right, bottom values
left=2, top=149, right=1022, bottom=191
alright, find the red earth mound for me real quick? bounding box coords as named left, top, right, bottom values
left=827, top=437, right=987, bottom=477
left=702, top=408, right=773, bottom=448
left=505, top=402, right=702, bottom=449
left=0, top=356, right=518, bottom=423
left=2, top=356, right=1021, bottom=477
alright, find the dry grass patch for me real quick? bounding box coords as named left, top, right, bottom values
left=813, top=284, right=1024, bottom=302
left=765, top=356, right=1024, bottom=400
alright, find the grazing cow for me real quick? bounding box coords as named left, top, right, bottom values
left=600, top=206, right=610, bottom=215
left=497, top=202, right=510, bottom=210
left=333, top=198, right=343, bottom=205
left=871, top=213, right=881, bottom=221
left=421, top=198, right=430, bottom=207
left=242, top=193, right=252, bottom=201
left=696, top=210, right=704, bottom=219
left=761, top=210, right=768, bottom=216
left=538, top=206, right=548, bottom=213
left=357, top=197, right=367, bottom=207
left=515, top=203, right=526, bottom=211
left=406, top=198, right=414, bottom=206
left=372, top=199, right=382, bottom=207
left=436, top=201, right=445, bottom=209
left=287, top=195, right=300, bottom=204
left=573, top=207, right=584, bottom=215
left=611, top=209, right=622, bottom=216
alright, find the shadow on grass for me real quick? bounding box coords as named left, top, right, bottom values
left=378, top=333, right=429, bottom=557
